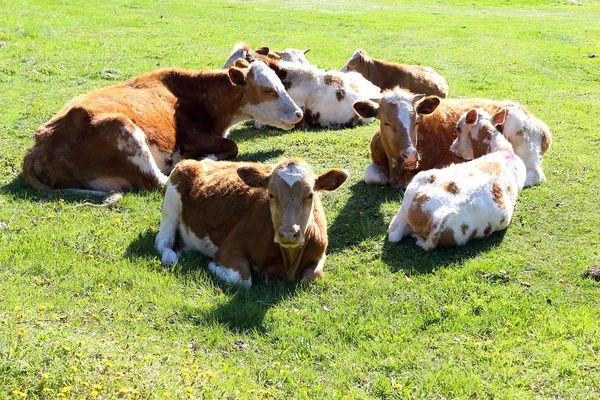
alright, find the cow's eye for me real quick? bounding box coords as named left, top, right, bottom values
left=269, top=193, right=274, bottom=199
left=308, top=193, right=314, bottom=200
left=264, top=88, right=278, bottom=97
left=384, top=123, right=391, bottom=127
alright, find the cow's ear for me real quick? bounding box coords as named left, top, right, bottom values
left=353, top=99, right=380, bottom=119
left=415, top=96, right=440, bottom=115
left=356, top=49, right=368, bottom=62
left=303, top=49, right=310, bottom=55
left=491, top=108, right=507, bottom=126
left=465, top=109, right=478, bottom=125
left=228, top=67, right=248, bottom=85
left=237, top=166, right=270, bottom=188
left=255, top=46, right=270, bottom=56
left=314, top=169, right=349, bottom=192
left=234, top=58, right=250, bottom=68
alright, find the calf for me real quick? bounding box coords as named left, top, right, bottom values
left=222, top=44, right=311, bottom=68
left=23, top=60, right=302, bottom=193
left=388, top=108, right=526, bottom=250
left=353, top=88, right=551, bottom=188
left=155, top=158, right=348, bottom=286
left=247, top=53, right=382, bottom=128
left=340, top=49, right=449, bottom=98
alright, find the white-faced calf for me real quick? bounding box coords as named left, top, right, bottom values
left=155, top=158, right=348, bottom=287
left=340, top=49, right=449, bottom=97
left=23, top=60, right=302, bottom=194
left=388, top=108, right=526, bottom=250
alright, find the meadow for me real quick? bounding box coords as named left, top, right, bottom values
left=1, top=0, right=600, bottom=398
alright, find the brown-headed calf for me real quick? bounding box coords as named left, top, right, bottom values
left=155, top=158, right=348, bottom=287
left=22, top=60, right=302, bottom=194
left=340, top=49, right=449, bottom=97
left=353, top=88, right=551, bottom=188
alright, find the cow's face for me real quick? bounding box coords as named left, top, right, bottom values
left=451, top=108, right=506, bottom=160
left=237, top=160, right=348, bottom=248
left=340, top=49, right=368, bottom=73
left=353, top=89, right=440, bottom=170
left=229, top=60, right=303, bottom=130
left=274, top=48, right=310, bottom=64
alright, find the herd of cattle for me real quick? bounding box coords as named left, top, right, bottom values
left=21, top=43, right=552, bottom=287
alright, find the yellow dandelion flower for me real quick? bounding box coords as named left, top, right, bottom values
left=115, top=218, right=121, bottom=223
left=62, top=345, right=70, bottom=352
left=393, top=383, right=402, bottom=389
left=136, top=314, right=144, bottom=321
left=185, top=387, right=193, bottom=394
left=57, top=393, right=65, bottom=398
left=61, top=386, right=71, bottom=393
left=261, top=388, right=271, bottom=395
left=17, top=328, right=26, bottom=336
left=80, top=381, right=89, bottom=386
left=272, top=361, right=280, bottom=367
left=247, top=389, right=256, bottom=393
left=164, top=392, right=171, bottom=398
left=92, top=384, right=102, bottom=391
left=43, top=388, right=52, bottom=393
left=41, top=373, right=49, bottom=380
left=39, top=304, right=47, bottom=311
left=70, top=366, right=78, bottom=372
left=237, top=370, right=243, bottom=376
left=206, top=370, right=216, bottom=378
left=90, top=391, right=99, bottom=397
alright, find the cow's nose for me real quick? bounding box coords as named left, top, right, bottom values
left=399, top=147, right=419, bottom=163
left=294, top=110, right=303, bottom=121
left=278, top=225, right=301, bottom=243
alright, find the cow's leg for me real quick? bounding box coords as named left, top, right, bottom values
left=82, top=115, right=169, bottom=191
left=182, top=136, right=239, bottom=161
left=155, top=180, right=181, bottom=266
left=388, top=211, right=411, bottom=242
left=301, top=256, right=326, bottom=281
left=364, top=163, right=390, bottom=185
left=209, top=248, right=252, bottom=287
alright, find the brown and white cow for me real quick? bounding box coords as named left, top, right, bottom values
left=222, top=44, right=311, bottom=69
left=352, top=88, right=551, bottom=188
left=22, top=60, right=303, bottom=193
left=243, top=53, right=382, bottom=129
left=388, top=108, right=526, bottom=250
left=340, top=49, right=449, bottom=98
left=155, top=158, right=348, bottom=287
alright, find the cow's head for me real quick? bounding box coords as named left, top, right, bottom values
left=451, top=108, right=506, bottom=160
left=237, top=159, right=348, bottom=248
left=274, top=48, right=310, bottom=64
left=229, top=59, right=303, bottom=130
left=353, top=88, right=440, bottom=170
left=222, top=44, right=280, bottom=69
left=340, top=49, right=370, bottom=73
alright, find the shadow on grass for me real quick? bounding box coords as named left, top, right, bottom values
left=327, top=181, right=403, bottom=253
left=126, top=228, right=301, bottom=332
left=0, top=174, right=155, bottom=205
left=235, top=149, right=285, bottom=162
left=381, top=229, right=508, bottom=275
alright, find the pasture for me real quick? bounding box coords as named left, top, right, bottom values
left=1, top=0, right=599, bottom=398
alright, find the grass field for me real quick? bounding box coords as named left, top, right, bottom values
left=1, top=0, right=600, bottom=398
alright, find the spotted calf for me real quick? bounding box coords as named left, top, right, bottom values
left=388, top=108, right=526, bottom=250
left=155, top=158, right=348, bottom=286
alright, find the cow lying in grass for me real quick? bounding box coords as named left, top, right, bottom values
left=23, top=60, right=302, bottom=194
left=388, top=108, right=526, bottom=250
left=340, top=49, right=449, bottom=98
left=222, top=44, right=310, bottom=68
left=247, top=53, right=382, bottom=128
left=155, top=158, right=348, bottom=287
left=353, top=88, right=551, bottom=188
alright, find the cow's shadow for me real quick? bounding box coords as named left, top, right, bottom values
left=327, top=181, right=403, bottom=253
left=126, top=228, right=300, bottom=332
left=381, top=229, right=508, bottom=275
left=327, top=180, right=510, bottom=274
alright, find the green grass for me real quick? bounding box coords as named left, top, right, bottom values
left=1, top=0, right=600, bottom=398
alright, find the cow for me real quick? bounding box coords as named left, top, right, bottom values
left=388, top=108, right=526, bottom=250
left=22, top=59, right=303, bottom=194
left=274, top=48, right=311, bottom=64
left=243, top=52, right=382, bottom=129
left=340, top=49, right=449, bottom=98
left=222, top=44, right=311, bottom=69
left=352, top=88, right=551, bottom=188
left=155, top=158, right=348, bottom=287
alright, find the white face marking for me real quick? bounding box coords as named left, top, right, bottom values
left=242, top=61, right=302, bottom=129
left=277, top=164, right=307, bottom=187
left=208, top=261, right=252, bottom=288
left=386, top=89, right=417, bottom=147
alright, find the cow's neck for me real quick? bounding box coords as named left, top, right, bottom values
left=165, top=69, right=248, bottom=135
left=279, top=246, right=305, bottom=281
left=489, top=128, right=514, bottom=154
